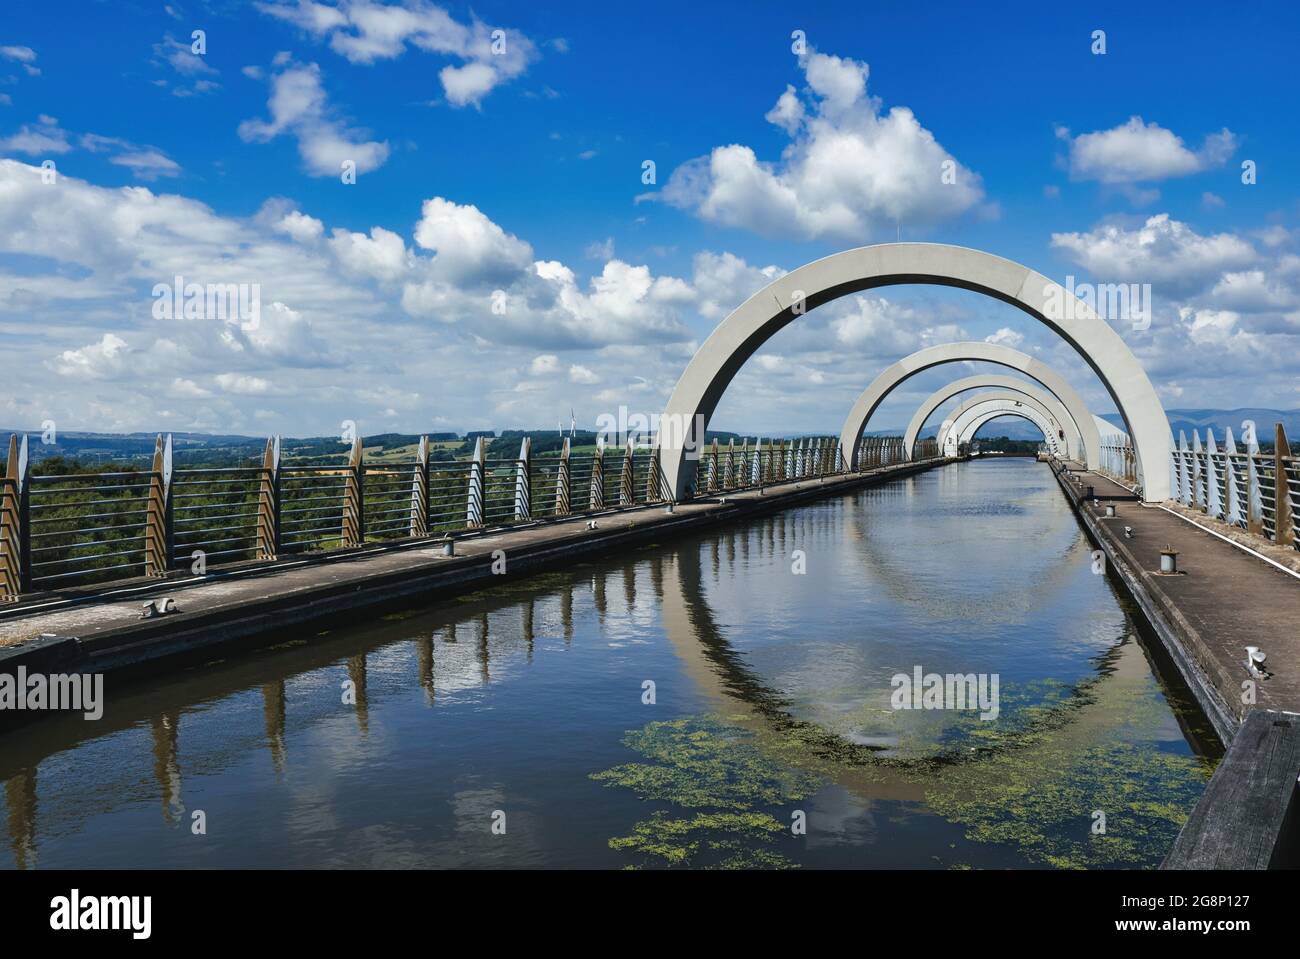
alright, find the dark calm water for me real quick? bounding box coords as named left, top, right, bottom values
left=0, top=458, right=1218, bottom=869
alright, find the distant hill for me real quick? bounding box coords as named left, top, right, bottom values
left=1099, top=408, right=1300, bottom=443
left=7, top=409, right=1298, bottom=468
left=900, top=408, right=1300, bottom=444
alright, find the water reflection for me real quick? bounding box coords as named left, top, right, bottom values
left=0, top=460, right=1217, bottom=869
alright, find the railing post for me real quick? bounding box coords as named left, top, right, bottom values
left=1275, top=423, right=1294, bottom=548
left=1223, top=427, right=1242, bottom=527
left=342, top=434, right=363, bottom=547
left=1245, top=426, right=1264, bottom=536
left=1175, top=431, right=1189, bottom=504
left=1205, top=429, right=1222, bottom=519
left=1, top=434, right=27, bottom=602
left=589, top=438, right=605, bottom=510
left=556, top=437, right=572, bottom=514
left=1191, top=431, right=1204, bottom=510
left=513, top=436, right=532, bottom=521
left=643, top=443, right=657, bottom=504
left=257, top=435, right=281, bottom=559
left=144, top=434, right=173, bottom=576
left=410, top=435, right=429, bottom=537
left=467, top=436, right=485, bottom=527
left=615, top=437, right=633, bottom=506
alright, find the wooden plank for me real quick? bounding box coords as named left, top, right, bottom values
left=1163, top=709, right=1300, bottom=869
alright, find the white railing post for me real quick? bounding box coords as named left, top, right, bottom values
left=1246, top=426, right=1264, bottom=535
left=466, top=436, right=485, bottom=527
left=1224, top=427, right=1242, bottom=526
left=556, top=437, right=571, bottom=515
left=1205, top=429, right=1222, bottom=519
left=590, top=437, right=605, bottom=510
left=1176, top=431, right=1189, bottom=504
left=410, top=435, right=429, bottom=537
left=514, top=436, right=532, bottom=521
left=1191, top=431, right=1204, bottom=510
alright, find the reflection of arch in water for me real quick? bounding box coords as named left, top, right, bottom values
left=837, top=464, right=1098, bottom=623
left=657, top=531, right=1200, bottom=811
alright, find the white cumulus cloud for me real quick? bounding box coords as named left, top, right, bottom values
left=652, top=50, right=986, bottom=241
left=256, top=0, right=536, bottom=107
left=239, top=61, right=390, bottom=177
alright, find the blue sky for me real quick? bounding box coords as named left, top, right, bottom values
left=1, top=0, right=1298, bottom=439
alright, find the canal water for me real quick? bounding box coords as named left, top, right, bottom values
left=1, top=458, right=1219, bottom=869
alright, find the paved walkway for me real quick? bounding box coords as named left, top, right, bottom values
left=1060, top=465, right=1300, bottom=730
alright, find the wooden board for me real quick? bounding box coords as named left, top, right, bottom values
left=1163, top=709, right=1300, bottom=869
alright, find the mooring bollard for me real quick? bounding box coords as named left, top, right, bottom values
left=442, top=535, right=455, bottom=557
left=1159, top=545, right=1178, bottom=574
left=1105, top=504, right=1116, bottom=518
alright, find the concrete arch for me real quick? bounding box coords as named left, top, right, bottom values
left=836, top=341, right=1102, bottom=471
left=939, top=393, right=1062, bottom=454
left=904, top=375, right=1082, bottom=461
left=947, top=400, right=1058, bottom=454
left=959, top=408, right=1053, bottom=450
left=936, top=392, right=1065, bottom=456
left=657, top=243, right=1170, bottom=501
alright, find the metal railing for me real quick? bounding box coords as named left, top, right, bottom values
left=0, top=429, right=929, bottom=601
left=1167, top=423, right=1297, bottom=550
left=1099, top=434, right=1139, bottom=484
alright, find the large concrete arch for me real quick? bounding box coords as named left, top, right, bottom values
left=958, top=407, right=1054, bottom=450
left=946, top=400, right=1059, bottom=455
left=904, top=375, right=1082, bottom=461
left=657, top=243, right=1170, bottom=501
left=935, top=392, right=1066, bottom=457
left=836, top=341, right=1102, bottom=471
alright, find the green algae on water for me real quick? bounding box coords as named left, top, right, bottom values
left=590, top=716, right=820, bottom=868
